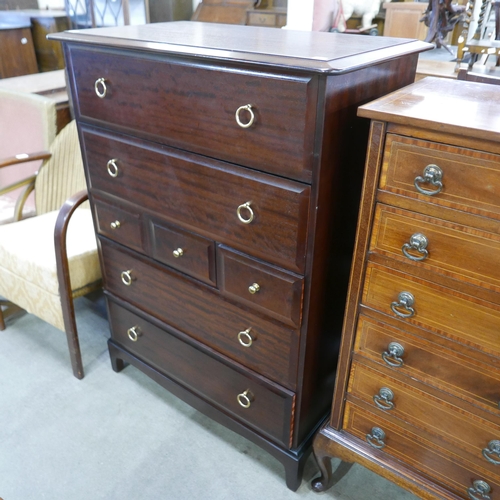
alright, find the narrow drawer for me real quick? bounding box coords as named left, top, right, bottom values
left=347, top=361, right=500, bottom=478
left=380, top=134, right=500, bottom=220
left=217, top=245, right=304, bottom=327
left=93, top=198, right=143, bottom=253
left=107, top=298, right=295, bottom=448
left=354, top=315, right=500, bottom=415
left=69, top=46, right=318, bottom=183
left=343, top=402, right=500, bottom=499
left=362, top=262, right=500, bottom=359
left=370, top=204, right=500, bottom=299
left=100, top=239, right=300, bottom=390
left=148, top=217, right=216, bottom=286
left=82, top=127, right=310, bottom=274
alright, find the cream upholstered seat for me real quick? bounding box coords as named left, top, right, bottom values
left=0, top=120, right=102, bottom=379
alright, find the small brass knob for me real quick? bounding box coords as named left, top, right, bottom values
left=237, top=389, right=254, bottom=408
left=95, top=77, right=107, bottom=98
left=127, top=326, right=141, bottom=342
left=107, top=159, right=119, bottom=177
left=121, top=270, right=134, bottom=286
left=248, top=283, right=260, bottom=294
left=173, top=248, right=184, bottom=258
left=110, top=220, right=121, bottom=229
left=238, top=328, right=254, bottom=347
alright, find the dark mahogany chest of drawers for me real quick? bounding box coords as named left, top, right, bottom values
left=312, top=78, right=500, bottom=498
left=52, top=22, right=428, bottom=489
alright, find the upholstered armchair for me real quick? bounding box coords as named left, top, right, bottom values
left=0, top=120, right=102, bottom=379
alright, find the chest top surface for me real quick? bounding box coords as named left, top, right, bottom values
left=358, top=76, right=500, bottom=141
left=49, top=21, right=430, bottom=73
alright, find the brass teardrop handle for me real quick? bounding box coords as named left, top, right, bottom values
left=402, top=233, right=429, bottom=261
left=414, top=164, right=443, bottom=196
left=482, top=440, right=500, bottom=465
left=94, top=77, right=107, bottom=98
left=391, top=291, right=415, bottom=318
left=237, top=389, right=254, bottom=408
left=235, top=104, right=255, bottom=128
left=173, top=248, right=184, bottom=258
left=237, top=201, right=254, bottom=224
left=366, top=427, right=386, bottom=449
left=238, top=328, right=254, bottom=347
left=468, top=480, right=491, bottom=500
left=121, top=270, right=134, bottom=286
left=373, top=387, right=395, bottom=411
left=127, top=326, right=141, bottom=342
left=107, top=159, right=119, bottom=177
left=382, top=342, right=405, bottom=368
left=110, top=220, right=121, bottom=229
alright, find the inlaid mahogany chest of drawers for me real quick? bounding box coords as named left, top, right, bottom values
left=312, top=77, right=500, bottom=498
left=51, top=22, right=429, bottom=489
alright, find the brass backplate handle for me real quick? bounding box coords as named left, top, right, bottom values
left=402, top=233, right=429, bottom=261
left=482, top=440, right=500, bottom=465
left=467, top=480, right=491, bottom=500
left=382, top=342, right=405, bottom=368
left=373, top=387, right=395, bottom=411
left=366, top=427, right=386, bottom=449
left=414, top=164, right=443, bottom=196
left=391, top=291, right=415, bottom=318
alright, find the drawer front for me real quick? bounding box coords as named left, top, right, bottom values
left=82, top=127, right=310, bottom=274
left=69, top=47, right=318, bottom=183
left=247, top=11, right=278, bottom=26
left=148, top=217, right=216, bottom=286
left=380, top=134, right=500, bottom=219
left=217, top=245, right=304, bottom=327
left=370, top=204, right=500, bottom=298
left=100, top=239, right=299, bottom=390
left=362, top=263, right=500, bottom=358
left=343, top=402, right=500, bottom=498
left=348, top=361, right=500, bottom=477
left=354, top=315, right=500, bottom=415
left=107, top=299, right=295, bottom=447
left=94, top=198, right=143, bottom=253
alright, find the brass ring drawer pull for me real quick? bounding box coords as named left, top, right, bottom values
left=468, top=480, right=491, bottom=500
left=238, top=328, right=254, bottom=347
left=237, top=201, right=254, bottom=224
left=391, top=291, right=415, bottom=318
left=402, top=233, right=429, bottom=261
left=94, top=77, right=107, bottom=98
left=414, top=164, right=443, bottom=196
left=235, top=104, right=255, bottom=128
left=110, top=220, right=121, bottom=229
left=366, top=427, right=386, bottom=449
left=382, top=342, right=405, bottom=368
left=373, top=387, right=395, bottom=411
left=248, top=283, right=260, bottom=294
left=107, top=159, right=119, bottom=177
left=173, top=248, right=184, bottom=258
left=121, top=270, right=134, bottom=286
left=237, top=389, right=254, bottom=408
left=482, top=440, right=500, bottom=465
left=127, top=326, right=141, bottom=342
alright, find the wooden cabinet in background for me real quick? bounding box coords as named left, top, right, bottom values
left=52, top=21, right=428, bottom=490
left=312, top=77, right=500, bottom=499
left=383, top=2, right=428, bottom=40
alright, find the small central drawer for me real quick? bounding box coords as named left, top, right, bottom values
left=380, top=134, right=500, bottom=219
left=107, top=298, right=295, bottom=448
left=362, top=262, right=500, bottom=359
left=82, top=127, right=310, bottom=274
left=100, top=239, right=300, bottom=389
left=217, top=245, right=304, bottom=327
left=69, top=46, right=318, bottom=183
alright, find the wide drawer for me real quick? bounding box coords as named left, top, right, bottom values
left=343, top=401, right=500, bottom=499
left=217, top=245, right=304, bottom=327
left=370, top=203, right=500, bottom=298
left=82, top=127, right=310, bottom=274
left=354, top=315, right=500, bottom=415
left=148, top=217, right=216, bottom=286
left=69, top=46, right=318, bottom=183
left=93, top=197, right=143, bottom=253
left=347, top=361, right=500, bottom=478
left=107, top=298, right=295, bottom=448
left=362, top=262, right=500, bottom=359
left=100, top=238, right=300, bottom=390
left=380, top=134, right=500, bottom=220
